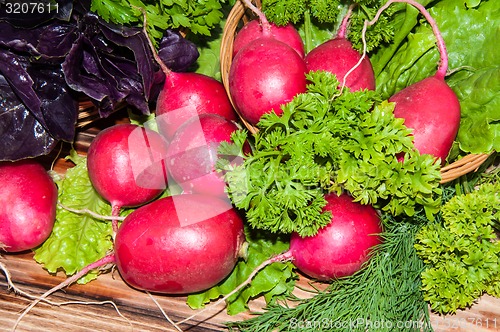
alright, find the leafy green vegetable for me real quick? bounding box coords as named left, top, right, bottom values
left=34, top=152, right=118, bottom=283
left=372, top=0, right=500, bottom=154
left=218, top=71, right=442, bottom=237
left=415, top=180, right=500, bottom=314
left=187, top=229, right=296, bottom=315
left=451, top=67, right=500, bottom=153
left=228, top=214, right=433, bottom=332
left=261, top=0, right=395, bottom=53
left=90, top=0, right=227, bottom=44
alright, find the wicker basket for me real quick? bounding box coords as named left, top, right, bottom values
left=219, top=0, right=491, bottom=184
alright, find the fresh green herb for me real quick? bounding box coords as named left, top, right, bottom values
left=34, top=152, right=115, bottom=283
left=415, top=179, right=500, bottom=314
left=218, top=71, right=442, bottom=237
left=227, top=214, right=433, bottom=332
left=261, top=0, right=395, bottom=52
left=187, top=228, right=296, bottom=315
left=90, top=0, right=227, bottom=44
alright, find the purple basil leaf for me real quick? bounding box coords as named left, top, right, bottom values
left=28, top=64, right=78, bottom=141
left=158, top=30, right=199, bottom=72
left=0, top=75, right=56, bottom=161
left=0, top=50, right=43, bottom=125
left=36, top=22, right=79, bottom=59
left=62, top=13, right=162, bottom=117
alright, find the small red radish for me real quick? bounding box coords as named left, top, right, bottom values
left=389, top=76, right=460, bottom=162
left=155, top=72, right=237, bottom=140
left=166, top=114, right=241, bottom=197
left=135, top=13, right=237, bottom=140
left=305, top=6, right=376, bottom=91
left=364, top=0, right=460, bottom=163
left=289, top=193, right=382, bottom=280
left=114, top=194, right=246, bottom=294
left=233, top=19, right=305, bottom=58
left=229, top=0, right=307, bottom=125
left=229, top=38, right=307, bottom=125
left=0, top=160, right=57, bottom=252
left=86, top=124, right=169, bottom=227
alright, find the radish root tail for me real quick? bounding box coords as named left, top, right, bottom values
left=12, top=253, right=116, bottom=331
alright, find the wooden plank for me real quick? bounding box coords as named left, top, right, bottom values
left=1, top=251, right=499, bottom=331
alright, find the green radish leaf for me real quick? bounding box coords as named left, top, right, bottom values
left=34, top=154, right=117, bottom=284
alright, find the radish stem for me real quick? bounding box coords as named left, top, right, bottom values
left=57, top=202, right=126, bottom=222
left=241, top=0, right=272, bottom=37
left=336, top=4, right=355, bottom=39
left=176, top=251, right=294, bottom=326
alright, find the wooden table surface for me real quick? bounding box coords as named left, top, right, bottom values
left=1, top=115, right=499, bottom=332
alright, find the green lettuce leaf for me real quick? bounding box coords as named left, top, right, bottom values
left=451, top=67, right=500, bottom=153
left=34, top=154, right=115, bottom=283
left=186, top=229, right=297, bottom=316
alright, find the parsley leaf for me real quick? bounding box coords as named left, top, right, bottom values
left=415, top=180, right=500, bottom=314
left=90, top=0, right=226, bottom=45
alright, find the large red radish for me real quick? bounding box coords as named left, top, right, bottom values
left=389, top=76, right=460, bottom=162
left=0, top=160, right=57, bottom=252
left=135, top=13, right=236, bottom=140
left=86, top=124, right=169, bottom=228
left=233, top=19, right=305, bottom=58
left=114, top=194, right=246, bottom=294
left=229, top=38, right=307, bottom=125
left=166, top=114, right=240, bottom=197
left=305, top=6, right=376, bottom=91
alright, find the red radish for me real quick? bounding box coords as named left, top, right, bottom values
left=233, top=19, right=305, bottom=58
left=86, top=123, right=169, bottom=230
left=0, top=160, right=57, bottom=252
left=229, top=0, right=308, bottom=125
left=114, top=194, right=246, bottom=294
left=155, top=72, right=237, bottom=140
left=368, top=0, right=460, bottom=163
left=166, top=114, right=241, bottom=197
left=389, top=76, right=460, bottom=162
left=305, top=6, right=376, bottom=91
left=289, top=193, right=382, bottom=280
left=135, top=14, right=236, bottom=140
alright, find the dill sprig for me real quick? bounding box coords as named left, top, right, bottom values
left=227, top=213, right=433, bottom=332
